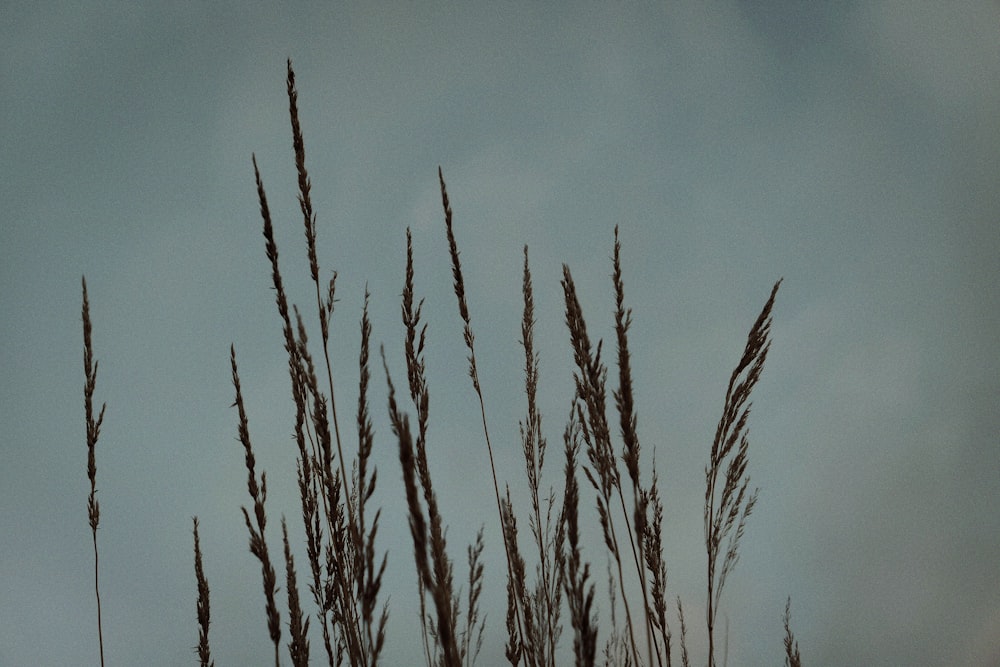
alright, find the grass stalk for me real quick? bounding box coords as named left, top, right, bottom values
left=509, top=246, right=564, bottom=667
left=383, top=346, right=461, bottom=666
left=703, top=279, right=781, bottom=667
left=255, top=87, right=385, bottom=661
left=462, top=528, right=487, bottom=666
left=285, top=60, right=355, bottom=538
left=230, top=345, right=281, bottom=666
left=676, top=597, right=690, bottom=667
left=81, top=276, right=106, bottom=667
left=355, top=289, right=389, bottom=665
left=192, top=517, right=214, bottom=667
left=783, top=597, right=802, bottom=667
left=559, top=409, right=598, bottom=667
left=283, top=517, right=311, bottom=667
left=610, top=227, right=659, bottom=667
left=438, top=168, right=527, bottom=651
left=561, top=263, right=640, bottom=666
left=393, top=225, right=477, bottom=666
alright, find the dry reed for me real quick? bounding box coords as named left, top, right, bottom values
left=502, top=246, right=565, bottom=667
left=783, top=597, right=802, bottom=667
left=230, top=344, right=282, bottom=667
left=244, top=59, right=389, bottom=667
left=703, top=279, right=781, bottom=667
left=438, top=170, right=526, bottom=655
left=192, top=517, right=214, bottom=667
left=81, top=276, right=106, bottom=667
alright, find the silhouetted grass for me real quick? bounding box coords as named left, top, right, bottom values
left=81, top=277, right=106, bottom=667
left=80, top=60, right=800, bottom=666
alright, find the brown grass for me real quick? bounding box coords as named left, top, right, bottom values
left=79, top=60, right=802, bottom=666
left=230, top=344, right=282, bottom=666
left=81, top=276, right=107, bottom=667
left=192, top=517, right=214, bottom=667
left=704, top=278, right=781, bottom=667
left=439, top=167, right=528, bottom=663
left=783, top=597, right=803, bottom=667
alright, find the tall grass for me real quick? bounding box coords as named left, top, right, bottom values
left=80, top=60, right=800, bottom=666
left=81, top=277, right=106, bottom=667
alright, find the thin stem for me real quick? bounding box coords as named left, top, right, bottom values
left=92, top=530, right=104, bottom=667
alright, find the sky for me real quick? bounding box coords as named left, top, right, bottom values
left=2, top=2, right=998, bottom=665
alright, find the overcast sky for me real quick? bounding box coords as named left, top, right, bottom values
left=2, top=2, right=998, bottom=665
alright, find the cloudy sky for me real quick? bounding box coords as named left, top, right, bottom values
left=2, top=2, right=998, bottom=665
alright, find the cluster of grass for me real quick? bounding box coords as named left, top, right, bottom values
left=80, top=60, right=801, bottom=666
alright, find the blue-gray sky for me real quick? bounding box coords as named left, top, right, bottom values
left=2, top=3, right=998, bottom=665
